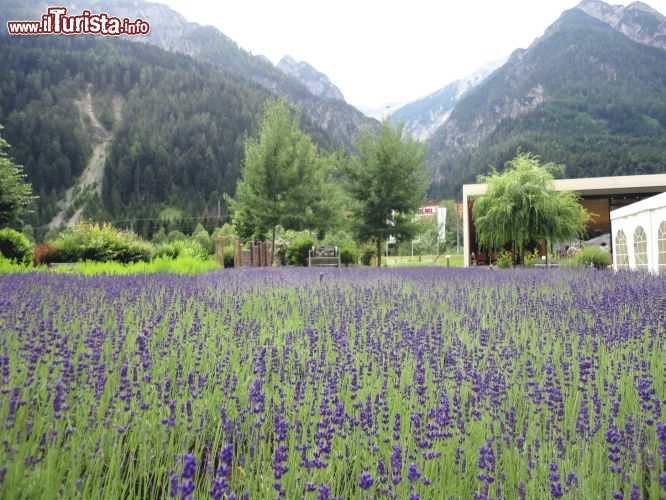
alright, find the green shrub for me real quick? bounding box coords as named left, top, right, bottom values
left=211, top=223, right=236, bottom=239
left=359, top=243, right=376, bottom=266
left=151, top=227, right=168, bottom=245
left=154, top=242, right=177, bottom=259
left=339, top=241, right=358, bottom=267
left=566, top=246, right=612, bottom=270
left=0, top=229, right=33, bottom=265
left=0, top=255, right=32, bottom=273
left=191, top=225, right=212, bottom=254
left=495, top=250, right=513, bottom=269
left=286, top=235, right=315, bottom=266
left=522, top=249, right=540, bottom=268
left=51, top=221, right=154, bottom=263
left=223, top=246, right=235, bottom=268
left=167, top=230, right=187, bottom=242
left=153, top=240, right=210, bottom=262
left=177, top=240, right=210, bottom=261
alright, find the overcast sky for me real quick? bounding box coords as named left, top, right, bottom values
left=157, top=0, right=666, bottom=111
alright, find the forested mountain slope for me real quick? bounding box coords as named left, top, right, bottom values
left=426, top=5, right=666, bottom=198
left=0, top=35, right=276, bottom=235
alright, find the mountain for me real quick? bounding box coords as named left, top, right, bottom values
left=578, top=0, right=666, bottom=48
left=426, top=0, right=666, bottom=198
left=0, top=34, right=274, bottom=236
left=0, top=0, right=374, bottom=149
left=390, top=59, right=506, bottom=141
left=277, top=56, right=346, bottom=102
left=0, top=0, right=378, bottom=238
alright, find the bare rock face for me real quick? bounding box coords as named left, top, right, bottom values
left=277, top=55, right=346, bottom=102
left=577, top=0, right=666, bottom=50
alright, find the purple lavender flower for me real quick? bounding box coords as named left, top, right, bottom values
left=318, top=483, right=331, bottom=500
left=274, top=414, right=289, bottom=443
left=477, top=439, right=495, bottom=481
left=605, top=427, right=623, bottom=474
left=220, top=443, right=234, bottom=466
left=391, top=444, right=403, bottom=484
left=408, top=463, right=421, bottom=483
left=210, top=444, right=234, bottom=499
left=169, top=472, right=179, bottom=498
left=305, top=482, right=317, bottom=492
left=358, top=471, right=374, bottom=490
left=549, top=463, right=563, bottom=498
left=53, top=379, right=69, bottom=418
left=179, top=453, right=196, bottom=498
left=658, top=422, right=666, bottom=467
left=249, top=378, right=265, bottom=414
left=393, top=412, right=401, bottom=441
left=565, top=471, right=578, bottom=488
left=475, top=439, right=495, bottom=499
left=272, top=445, right=289, bottom=480
left=517, top=480, right=526, bottom=500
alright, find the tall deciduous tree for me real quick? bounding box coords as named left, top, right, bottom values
left=473, top=152, right=591, bottom=265
left=342, top=119, right=428, bottom=267
left=226, top=98, right=336, bottom=263
left=0, top=129, right=36, bottom=227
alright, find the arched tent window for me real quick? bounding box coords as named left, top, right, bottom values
left=633, top=226, right=648, bottom=270
left=614, top=230, right=629, bottom=269
left=658, top=221, right=666, bottom=275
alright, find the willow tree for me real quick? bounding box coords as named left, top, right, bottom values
left=473, top=153, right=591, bottom=265
left=341, top=119, right=428, bottom=267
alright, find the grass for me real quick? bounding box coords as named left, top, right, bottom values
left=48, top=255, right=221, bottom=275
left=0, top=255, right=221, bottom=275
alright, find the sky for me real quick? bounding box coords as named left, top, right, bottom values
left=157, top=0, right=666, bottom=111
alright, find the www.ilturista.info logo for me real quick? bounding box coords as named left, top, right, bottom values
left=7, top=7, right=150, bottom=36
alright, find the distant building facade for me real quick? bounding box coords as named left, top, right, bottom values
left=462, top=173, right=666, bottom=267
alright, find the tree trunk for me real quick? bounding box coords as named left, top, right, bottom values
left=376, top=237, right=382, bottom=267
left=271, top=225, right=277, bottom=266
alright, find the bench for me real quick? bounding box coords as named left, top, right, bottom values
left=308, top=246, right=340, bottom=268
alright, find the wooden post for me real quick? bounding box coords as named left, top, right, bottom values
left=236, top=242, right=242, bottom=268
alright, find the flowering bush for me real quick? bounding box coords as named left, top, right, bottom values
left=51, top=220, right=153, bottom=262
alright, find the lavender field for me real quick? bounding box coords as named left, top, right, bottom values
left=0, top=268, right=664, bottom=499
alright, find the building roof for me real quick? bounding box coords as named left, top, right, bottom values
left=463, top=173, right=666, bottom=198
left=610, top=191, right=666, bottom=220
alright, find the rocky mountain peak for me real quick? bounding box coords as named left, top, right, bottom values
left=277, top=55, right=346, bottom=102
left=577, top=0, right=666, bottom=49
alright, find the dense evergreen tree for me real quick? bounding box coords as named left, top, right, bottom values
left=341, top=119, right=428, bottom=267
left=0, top=129, right=37, bottom=227
left=226, top=98, right=338, bottom=263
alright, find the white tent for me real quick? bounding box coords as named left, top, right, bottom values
left=610, top=192, right=666, bottom=274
